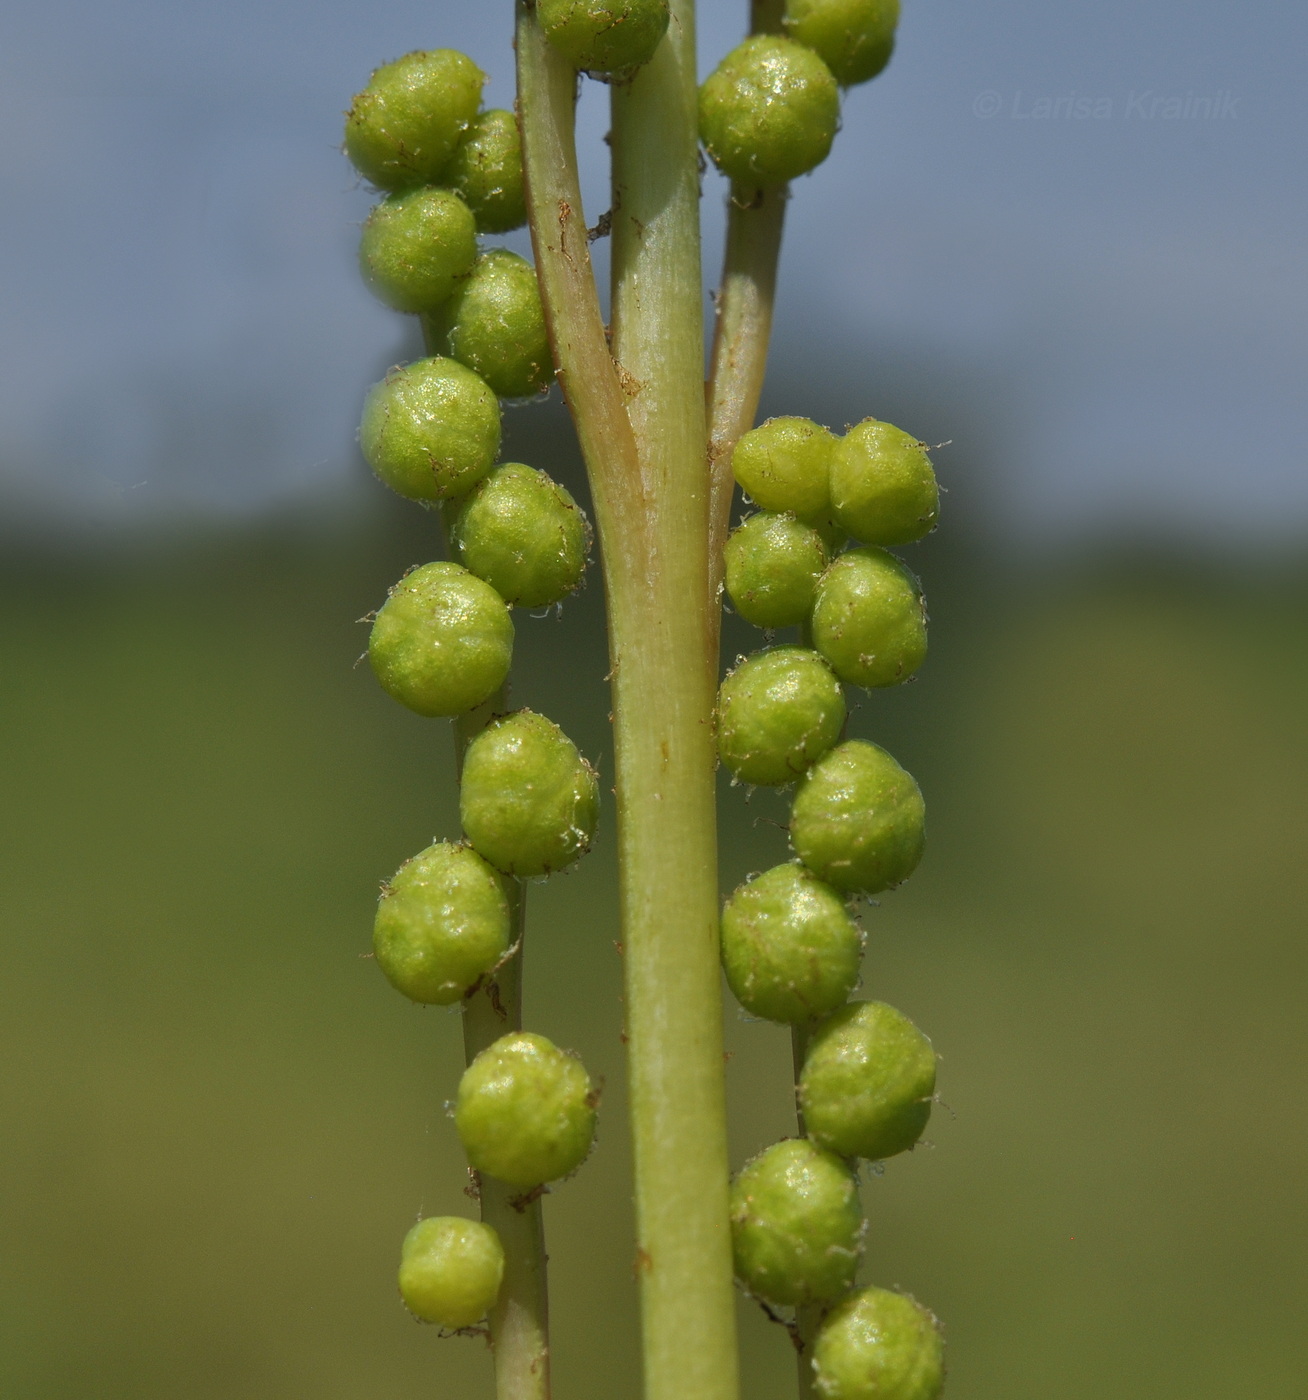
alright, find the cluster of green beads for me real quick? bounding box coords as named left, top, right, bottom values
left=346, top=49, right=601, bottom=1334
left=699, top=0, right=900, bottom=189
left=719, top=409, right=944, bottom=1396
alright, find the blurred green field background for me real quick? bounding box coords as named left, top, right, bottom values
left=3, top=480, right=1306, bottom=1398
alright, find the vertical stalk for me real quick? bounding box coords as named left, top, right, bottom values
left=705, top=0, right=791, bottom=605
left=610, top=4, right=739, bottom=1400
left=790, top=1023, right=819, bottom=1400
left=419, top=346, right=551, bottom=1399
left=463, top=892, right=551, bottom=1400
left=517, top=5, right=738, bottom=1399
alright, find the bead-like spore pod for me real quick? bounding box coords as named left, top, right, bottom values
left=369, top=561, right=513, bottom=717
left=344, top=50, right=485, bottom=191
left=830, top=419, right=939, bottom=545
left=442, top=109, right=526, bottom=234
left=700, top=37, right=840, bottom=186
left=811, top=1286, right=944, bottom=1400
left=439, top=251, right=553, bottom=400
left=461, top=710, right=599, bottom=878
left=360, top=357, right=501, bottom=503
left=785, top=0, right=900, bottom=88
left=811, top=547, right=927, bottom=689
left=724, top=512, right=829, bottom=630
left=398, top=1216, right=505, bottom=1328
left=731, top=416, right=836, bottom=522
left=790, top=739, right=924, bottom=894
left=538, top=0, right=670, bottom=74
left=721, top=863, right=862, bottom=1023
left=455, top=1031, right=597, bottom=1187
left=731, top=1137, right=863, bottom=1306
left=373, top=842, right=511, bottom=1004
left=717, top=647, right=845, bottom=787
left=358, top=188, right=478, bottom=314
left=800, top=1000, right=936, bottom=1161
left=448, top=462, right=588, bottom=609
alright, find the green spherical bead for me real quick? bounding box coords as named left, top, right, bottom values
left=721, top=863, right=863, bottom=1023
left=731, top=1138, right=863, bottom=1306
left=830, top=420, right=939, bottom=545
left=360, top=357, right=501, bottom=503
left=442, top=109, right=526, bottom=234
left=700, top=37, right=840, bottom=186
left=344, top=50, right=485, bottom=191
left=358, top=187, right=478, bottom=314
left=800, top=1001, right=936, bottom=1161
left=439, top=251, right=553, bottom=400
left=456, top=1031, right=597, bottom=1187
left=785, top=0, right=899, bottom=87
left=724, top=512, right=829, bottom=630
left=398, top=1216, right=505, bottom=1328
left=811, top=547, right=927, bottom=689
left=732, top=417, right=837, bottom=522
left=790, top=739, right=924, bottom=894
left=369, top=561, right=513, bottom=718
left=811, top=1287, right=944, bottom=1400
left=460, top=710, right=599, bottom=878
left=448, top=463, right=588, bottom=609
left=717, top=647, right=845, bottom=787
left=538, top=0, right=670, bottom=74
left=373, top=842, right=511, bottom=1005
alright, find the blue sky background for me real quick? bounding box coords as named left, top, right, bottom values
left=1, top=0, right=1304, bottom=540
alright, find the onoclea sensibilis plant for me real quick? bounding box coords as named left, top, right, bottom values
left=343, top=0, right=947, bottom=1396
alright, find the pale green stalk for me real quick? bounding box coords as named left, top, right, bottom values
left=517, top=4, right=739, bottom=1398
left=462, top=890, right=551, bottom=1400
left=790, top=1022, right=819, bottom=1400
left=706, top=0, right=790, bottom=603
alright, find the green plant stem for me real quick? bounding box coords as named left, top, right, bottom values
left=609, top=6, right=738, bottom=1399
left=790, top=1022, right=820, bottom=1399
left=517, top=6, right=738, bottom=1399
left=409, top=358, right=550, bottom=1400
left=705, top=0, right=791, bottom=605
left=463, top=884, right=551, bottom=1400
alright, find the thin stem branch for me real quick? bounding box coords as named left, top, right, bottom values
left=790, top=1021, right=820, bottom=1400
left=412, top=325, right=550, bottom=1398
left=463, top=887, right=551, bottom=1400
left=706, top=181, right=788, bottom=599
left=704, top=0, right=792, bottom=608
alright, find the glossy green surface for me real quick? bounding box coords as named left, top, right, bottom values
left=440, top=251, right=553, bottom=400
left=830, top=419, right=939, bottom=546
left=720, top=863, right=863, bottom=1023
left=731, top=416, right=836, bottom=522
left=373, top=842, right=510, bottom=1004
left=717, top=646, right=845, bottom=787
left=790, top=739, right=924, bottom=894
left=730, top=1138, right=862, bottom=1305
left=460, top=710, right=599, bottom=877
left=538, top=0, right=670, bottom=74
left=785, top=0, right=899, bottom=87
left=724, top=512, right=829, bottom=630
left=398, top=1217, right=505, bottom=1329
left=800, top=1001, right=936, bottom=1161
left=700, top=37, right=840, bottom=185
left=811, top=546, right=927, bottom=688
left=449, top=462, right=589, bottom=609
left=443, top=109, right=526, bottom=234
left=358, top=188, right=477, bottom=314
left=456, top=1032, right=597, bottom=1187
left=811, top=1287, right=944, bottom=1400
left=359, top=357, right=501, bottom=503
left=368, top=561, right=513, bottom=717
left=344, top=50, right=484, bottom=191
